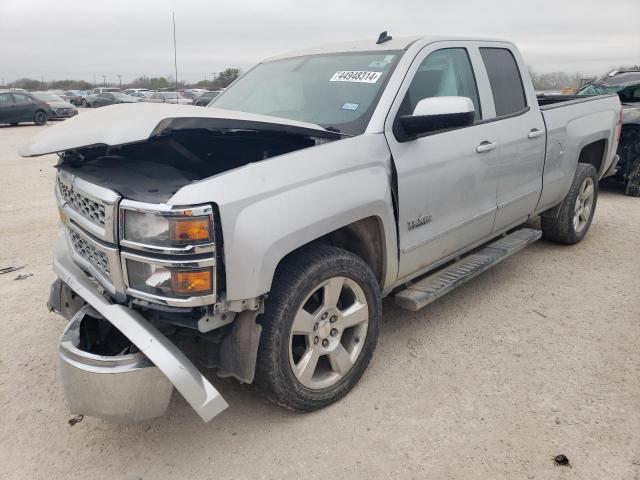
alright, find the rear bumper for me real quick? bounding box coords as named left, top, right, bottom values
left=52, top=231, right=228, bottom=422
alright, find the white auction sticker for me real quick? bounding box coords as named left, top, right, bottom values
left=330, top=71, right=382, bottom=83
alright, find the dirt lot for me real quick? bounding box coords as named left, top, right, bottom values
left=0, top=119, right=639, bottom=480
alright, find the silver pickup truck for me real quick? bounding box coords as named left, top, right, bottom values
left=21, top=35, right=621, bottom=423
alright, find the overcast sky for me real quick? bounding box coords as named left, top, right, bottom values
left=1, top=0, right=638, bottom=84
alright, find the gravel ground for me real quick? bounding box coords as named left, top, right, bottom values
left=0, top=119, right=639, bottom=480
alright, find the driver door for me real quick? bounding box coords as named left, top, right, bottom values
left=385, top=43, right=502, bottom=280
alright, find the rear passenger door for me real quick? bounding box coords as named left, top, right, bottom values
left=477, top=44, right=546, bottom=231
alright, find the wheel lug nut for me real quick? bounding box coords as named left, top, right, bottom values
left=322, top=339, right=329, bottom=347
left=330, top=328, right=338, bottom=337
left=321, top=312, right=328, bottom=320
left=314, top=323, right=319, bottom=331
left=330, top=315, right=337, bottom=323
left=314, top=336, right=319, bottom=345
left=354, top=337, right=360, bottom=344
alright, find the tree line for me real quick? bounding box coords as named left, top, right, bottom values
left=3, top=68, right=241, bottom=91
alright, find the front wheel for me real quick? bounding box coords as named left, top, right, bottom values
left=33, top=110, right=47, bottom=126
left=541, top=163, right=598, bottom=244
left=255, top=245, right=381, bottom=412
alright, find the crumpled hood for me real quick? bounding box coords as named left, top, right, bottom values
left=19, top=103, right=338, bottom=157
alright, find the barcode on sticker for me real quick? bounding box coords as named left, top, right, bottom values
left=330, top=71, right=382, bottom=83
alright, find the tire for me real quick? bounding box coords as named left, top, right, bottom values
left=541, top=163, right=598, bottom=244
left=33, top=110, right=47, bottom=126
left=254, top=244, right=381, bottom=412
left=624, top=161, right=640, bottom=197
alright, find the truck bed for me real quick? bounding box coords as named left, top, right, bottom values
left=537, top=93, right=611, bottom=109
left=536, top=93, right=621, bottom=213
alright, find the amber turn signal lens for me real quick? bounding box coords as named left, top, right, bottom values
left=169, top=218, right=211, bottom=243
left=171, top=269, right=212, bottom=295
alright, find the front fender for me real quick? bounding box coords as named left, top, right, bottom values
left=169, top=134, right=397, bottom=300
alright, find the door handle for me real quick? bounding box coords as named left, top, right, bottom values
left=476, top=141, right=497, bottom=153
left=528, top=128, right=544, bottom=139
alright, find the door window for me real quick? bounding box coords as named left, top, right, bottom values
left=0, top=93, right=14, bottom=105
left=13, top=93, right=31, bottom=103
left=399, top=48, right=481, bottom=121
left=479, top=48, right=527, bottom=117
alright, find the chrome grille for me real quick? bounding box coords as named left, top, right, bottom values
left=58, top=178, right=106, bottom=227
left=69, top=229, right=111, bottom=279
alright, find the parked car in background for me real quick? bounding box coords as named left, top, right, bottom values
left=86, top=92, right=140, bottom=108
left=146, top=91, right=193, bottom=104
left=193, top=90, right=221, bottom=106
left=90, top=87, right=120, bottom=95
left=123, top=88, right=151, bottom=96
left=576, top=70, right=640, bottom=196
left=32, top=92, right=78, bottom=119
left=64, top=90, right=88, bottom=107
left=0, top=90, right=53, bottom=125
left=128, top=91, right=154, bottom=100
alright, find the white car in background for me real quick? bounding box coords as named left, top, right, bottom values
left=146, top=91, right=193, bottom=105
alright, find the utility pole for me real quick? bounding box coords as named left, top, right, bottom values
left=211, top=72, right=216, bottom=88
left=172, top=12, right=178, bottom=97
left=93, top=73, right=97, bottom=86
left=102, top=75, right=106, bottom=86
left=118, top=75, right=122, bottom=88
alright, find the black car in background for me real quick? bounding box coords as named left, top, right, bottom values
left=193, top=90, right=221, bottom=106
left=86, top=92, right=139, bottom=108
left=577, top=70, right=640, bottom=196
left=0, top=90, right=53, bottom=126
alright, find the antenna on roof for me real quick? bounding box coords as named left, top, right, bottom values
left=376, top=31, right=392, bottom=45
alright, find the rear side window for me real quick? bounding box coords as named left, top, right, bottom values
left=480, top=48, right=527, bottom=117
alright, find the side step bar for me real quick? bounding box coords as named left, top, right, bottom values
left=395, top=228, right=542, bottom=312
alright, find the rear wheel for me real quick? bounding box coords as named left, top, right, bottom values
left=541, top=163, right=598, bottom=244
left=255, top=245, right=381, bottom=412
left=33, top=110, right=47, bottom=126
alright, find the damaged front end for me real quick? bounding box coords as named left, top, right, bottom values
left=50, top=235, right=230, bottom=422
left=28, top=104, right=340, bottom=422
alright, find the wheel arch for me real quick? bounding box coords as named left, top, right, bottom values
left=275, top=216, right=388, bottom=289
left=577, top=138, right=607, bottom=177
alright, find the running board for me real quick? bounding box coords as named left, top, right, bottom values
left=395, top=228, right=542, bottom=312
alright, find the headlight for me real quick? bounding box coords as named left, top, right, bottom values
left=125, top=257, right=213, bottom=298
left=120, top=201, right=214, bottom=253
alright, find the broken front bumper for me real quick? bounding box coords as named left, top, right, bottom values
left=51, top=232, right=228, bottom=422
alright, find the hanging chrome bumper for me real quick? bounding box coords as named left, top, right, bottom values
left=53, top=231, right=228, bottom=422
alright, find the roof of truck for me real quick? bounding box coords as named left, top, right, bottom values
left=264, top=35, right=510, bottom=61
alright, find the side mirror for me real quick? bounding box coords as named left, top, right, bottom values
left=398, top=96, right=475, bottom=138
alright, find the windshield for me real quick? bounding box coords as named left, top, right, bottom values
left=33, top=92, right=63, bottom=102
left=210, top=51, right=401, bottom=135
